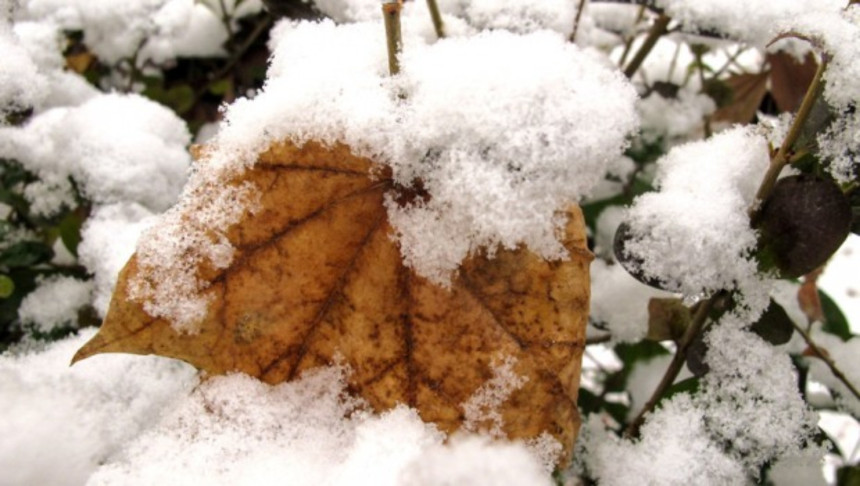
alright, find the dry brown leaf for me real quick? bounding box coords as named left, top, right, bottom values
left=798, top=267, right=825, bottom=324
left=73, top=141, right=592, bottom=464
left=768, top=51, right=817, bottom=113
left=713, top=72, right=769, bottom=124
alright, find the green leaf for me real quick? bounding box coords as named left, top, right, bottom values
left=837, top=464, right=860, bottom=486
left=144, top=82, right=195, bottom=115
left=663, top=377, right=700, bottom=401
left=749, top=299, right=794, bottom=345
left=209, top=78, right=233, bottom=96
left=58, top=208, right=86, bottom=257
left=0, top=241, right=54, bottom=268
left=604, top=341, right=672, bottom=393
left=819, top=290, right=852, bottom=341
left=850, top=187, right=860, bottom=236
left=0, top=275, right=14, bottom=298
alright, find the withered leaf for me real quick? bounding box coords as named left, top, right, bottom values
left=712, top=72, right=769, bottom=125
left=73, top=141, right=592, bottom=464
left=767, top=51, right=817, bottom=113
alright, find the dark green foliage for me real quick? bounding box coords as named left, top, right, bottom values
left=749, top=299, right=794, bottom=346
left=756, top=175, right=852, bottom=278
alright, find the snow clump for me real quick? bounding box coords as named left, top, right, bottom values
left=133, top=19, right=639, bottom=330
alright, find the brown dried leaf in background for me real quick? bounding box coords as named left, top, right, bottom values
left=798, top=267, right=825, bottom=324
left=768, top=51, right=817, bottom=113
left=72, top=141, right=592, bottom=465
left=713, top=72, right=769, bottom=124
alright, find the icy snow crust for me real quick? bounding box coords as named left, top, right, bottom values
left=132, top=20, right=639, bottom=330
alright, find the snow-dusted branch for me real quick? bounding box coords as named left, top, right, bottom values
left=383, top=2, right=403, bottom=75
left=624, top=294, right=719, bottom=438
left=792, top=320, right=860, bottom=404
left=750, top=55, right=829, bottom=223
left=623, top=13, right=671, bottom=78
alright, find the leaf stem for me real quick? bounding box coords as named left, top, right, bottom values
left=749, top=55, right=828, bottom=223
left=425, top=0, right=445, bottom=39
left=570, top=0, right=588, bottom=43
left=624, top=295, right=715, bottom=438
left=383, top=2, right=403, bottom=76
left=623, top=13, right=671, bottom=79
left=791, top=320, right=860, bottom=403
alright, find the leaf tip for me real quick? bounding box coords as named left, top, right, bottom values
left=70, top=332, right=108, bottom=365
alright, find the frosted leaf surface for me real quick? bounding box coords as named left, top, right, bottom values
left=0, top=330, right=196, bottom=486
left=135, top=20, right=637, bottom=328
left=462, top=357, right=528, bottom=438
left=0, top=93, right=191, bottom=214
left=621, top=126, right=768, bottom=300
left=18, top=276, right=93, bottom=333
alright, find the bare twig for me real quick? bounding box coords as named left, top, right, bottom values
left=426, top=0, right=445, bottom=39
left=586, top=333, right=612, bottom=345
left=570, top=0, right=588, bottom=42
left=792, top=321, right=860, bottom=403
left=618, top=5, right=647, bottom=67
left=192, top=14, right=273, bottom=105
left=624, top=296, right=716, bottom=438
left=749, top=54, right=828, bottom=223
left=383, top=2, right=403, bottom=76
left=217, top=0, right=235, bottom=41
left=623, top=14, right=671, bottom=79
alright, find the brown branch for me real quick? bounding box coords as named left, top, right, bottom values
left=792, top=321, right=860, bottom=403
left=586, top=333, right=612, bottom=345
left=570, top=0, right=588, bottom=43
left=617, top=5, right=647, bottom=68
left=383, top=2, right=403, bottom=76
left=749, top=54, right=828, bottom=224
left=623, top=14, right=671, bottom=79
left=426, top=0, right=445, bottom=39
left=624, top=296, right=716, bottom=438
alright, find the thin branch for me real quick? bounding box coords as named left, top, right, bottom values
left=623, top=14, right=671, bottom=79
left=749, top=54, right=828, bottom=223
left=192, top=14, right=273, bottom=105
left=624, top=296, right=716, bottom=438
left=217, top=0, right=235, bottom=41
left=383, top=2, right=403, bottom=76
left=586, top=333, right=612, bottom=345
left=618, top=5, right=647, bottom=68
left=570, top=0, right=588, bottom=43
left=425, top=0, right=445, bottom=39
left=792, top=321, right=860, bottom=403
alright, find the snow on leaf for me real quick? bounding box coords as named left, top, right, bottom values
left=72, top=140, right=592, bottom=464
